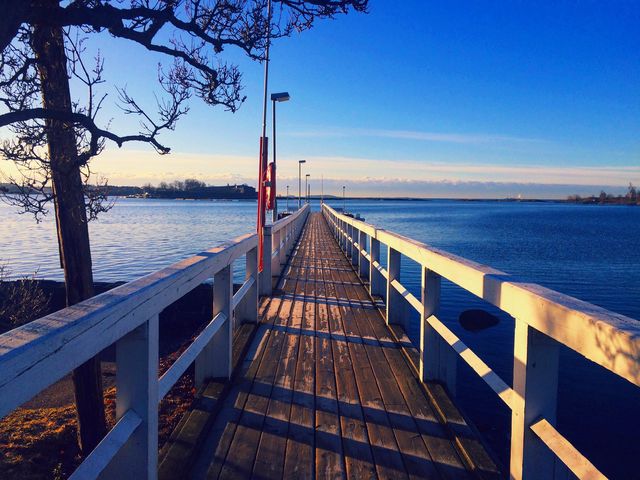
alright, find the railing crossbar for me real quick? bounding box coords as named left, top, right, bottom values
left=530, top=419, right=606, bottom=480
left=231, top=277, right=255, bottom=311
left=158, top=311, right=227, bottom=400
left=69, top=409, right=142, bottom=480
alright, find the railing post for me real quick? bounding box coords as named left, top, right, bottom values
left=350, top=225, right=358, bottom=267
left=280, top=224, right=288, bottom=264
left=260, top=225, right=273, bottom=295
left=420, top=268, right=456, bottom=394
left=285, top=222, right=291, bottom=255
left=341, top=220, right=346, bottom=252
left=510, top=319, right=560, bottom=479
left=271, top=227, right=280, bottom=277
left=386, top=246, right=404, bottom=325
left=195, top=265, right=232, bottom=386
left=344, top=223, right=350, bottom=256
left=369, top=236, right=382, bottom=298
left=102, top=314, right=159, bottom=480
left=358, top=229, right=368, bottom=278
left=236, top=246, right=258, bottom=325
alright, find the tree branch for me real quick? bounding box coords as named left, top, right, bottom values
left=0, top=108, right=170, bottom=153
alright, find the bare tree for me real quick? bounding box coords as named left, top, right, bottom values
left=0, top=0, right=368, bottom=455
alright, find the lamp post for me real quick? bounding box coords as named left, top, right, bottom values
left=343, top=185, right=346, bottom=212
left=256, top=0, right=272, bottom=272
left=286, top=185, right=289, bottom=211
left=305, top=174, right=310, bottom=204
left=298, top=160, right=306, bottom=209
left=270, top=91, right=290, bottom=222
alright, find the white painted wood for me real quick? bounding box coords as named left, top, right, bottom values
left=71, top=409, right=141, bottom=480
left=101, top=314, right=159, bottom=480
left=372, top=260, right=389, bottom=280
left=236, top=247, right=258, bottom=324
left=530, top=419, right=607, bottom=480
left=386, top=246, right=404, bottom=326
left=271, top=228, right=281, bottom=275
left=260, top=225, right=273, bottom=296
left=420, top=269, right=457, bottom=395
left=390, top=278, right=422, bottom=313
left=350, top=226, right=358, bottom=266
left=158, top=312, right=227, bottom=400
left=510, top=319, right=560, bottom=480
left=0, top=232, right=257, bottom=418
left=369, top=237, right=382, bottom=298
left=278, top=225, right=286, bottom=268
left=358, top=230, right=368, bottom=278
left=231, top=277, right=255, bottom=312
left=427, top=314, right=511, bottom=406
left=195, top=265, right=232, bottom=385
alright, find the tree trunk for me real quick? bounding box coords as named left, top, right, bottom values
left=31, top=8, right=107, bottom=454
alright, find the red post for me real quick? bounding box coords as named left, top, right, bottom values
left=257, top=136, right=268, bottom=271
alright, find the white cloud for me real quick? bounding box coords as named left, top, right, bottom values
left=285, top=127, right=544, bottom=144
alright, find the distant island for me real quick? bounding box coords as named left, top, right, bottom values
left=567, top=183, right=638, bottom=206
left=110, top=179, right=257, bottom=200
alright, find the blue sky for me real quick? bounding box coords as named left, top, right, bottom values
left=35, top=1, right=640, bottom=197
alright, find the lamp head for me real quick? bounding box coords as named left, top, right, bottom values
left=271, top=92, right=290, bottom=102
left=299, top=159, right=306, bottom=164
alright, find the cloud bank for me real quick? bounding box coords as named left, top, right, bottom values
left=3, top=147, right=634, bottom=199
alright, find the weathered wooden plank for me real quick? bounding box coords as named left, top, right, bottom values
left=333, top=279, right=444, bottom=480
left=323, top=259, right=378, bottom=479
left=283, top=219, right=317, bottom=479
left=314, top=259, right=347, bottom=480
left=251, top=226, right=310, bottom=479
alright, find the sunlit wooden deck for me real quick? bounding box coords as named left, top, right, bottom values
left=190, top=214, right=490, bottom=479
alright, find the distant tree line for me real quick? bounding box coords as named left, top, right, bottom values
left=568, top=183, right=638, bottom=205
left=143, top=178, right=207, bottom=192
left=138, top=178, right=257, bottom=199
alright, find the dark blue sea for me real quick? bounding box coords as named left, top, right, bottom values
left=2, top=198, right=638, bottom=477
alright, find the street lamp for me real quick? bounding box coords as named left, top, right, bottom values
left=305, top=174, right=310, bottom=204
left=270, top=91, right=290, bottom=221
left=286, top=185, right=289, bottom=211
left=343, top=185, right=346, bottom=212
left=298, top=160, right=306, bottom=209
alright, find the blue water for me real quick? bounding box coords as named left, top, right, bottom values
left=1, top=198, right=639, bottom=477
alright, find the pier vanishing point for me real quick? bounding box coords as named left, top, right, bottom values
left=1, top=204, right=638, bottom=480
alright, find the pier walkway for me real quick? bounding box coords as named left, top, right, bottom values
left=189, top=213, right=491, bottom=479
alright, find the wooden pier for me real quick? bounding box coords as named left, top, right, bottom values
left=187, top=213, right=495, bottom=479
left=1, top=203, right=639, bottom=479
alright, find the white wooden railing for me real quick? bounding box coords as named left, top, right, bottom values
left=0, top=204, right=309, bottom=480
left=322, top=203, right=639, bottom=480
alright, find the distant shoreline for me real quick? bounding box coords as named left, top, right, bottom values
left=111, top=195, right=638, bottom=205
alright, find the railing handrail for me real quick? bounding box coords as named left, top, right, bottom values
left=323, top=203, right=640, bottom=387
left=322, top=202, right=634, bottom=479
left=0, top=231, right=257, bottom=416
left=0, top=203, right=309, bottom=480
